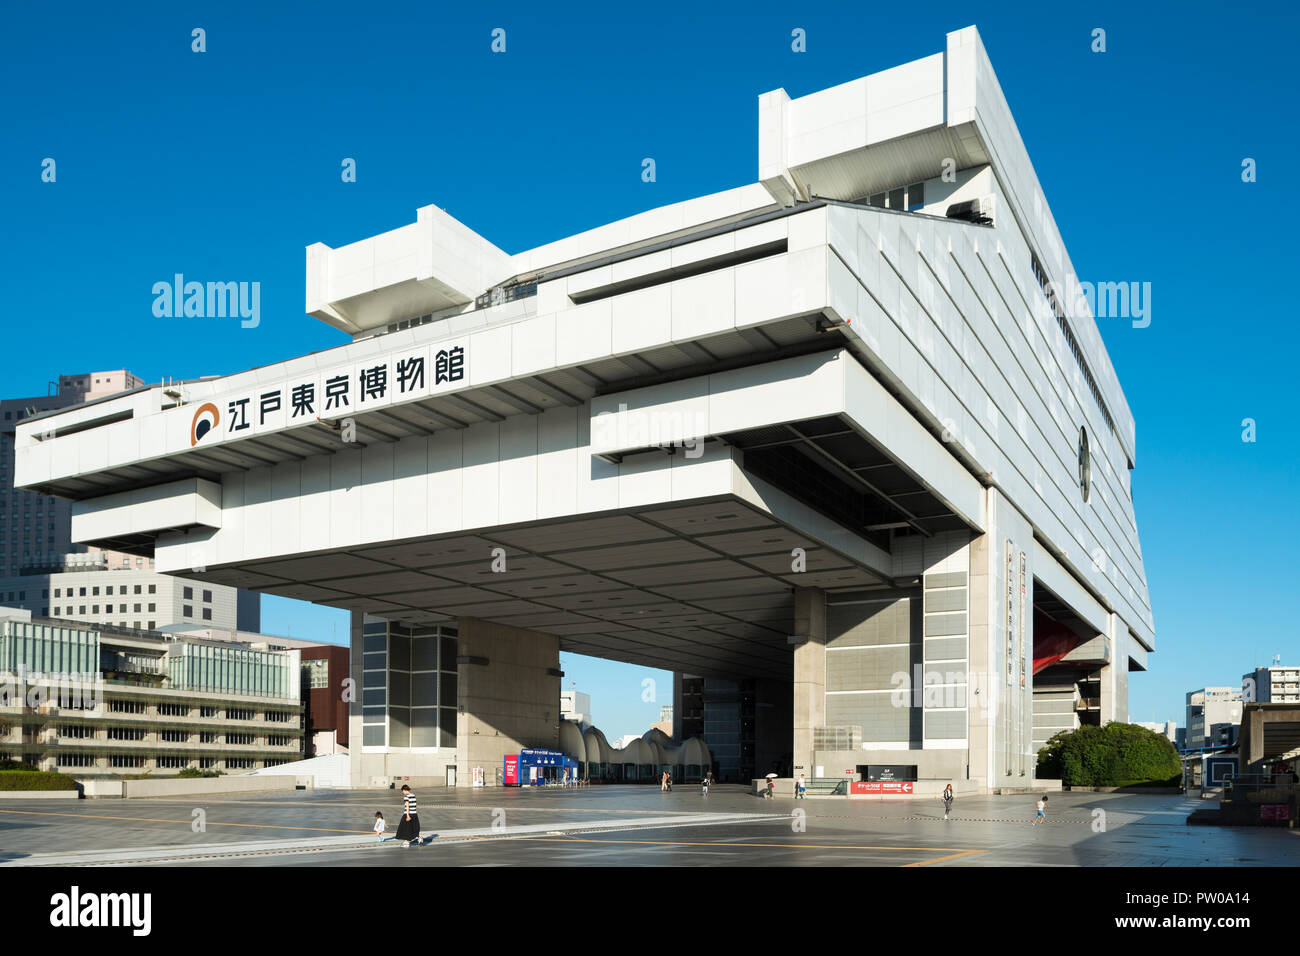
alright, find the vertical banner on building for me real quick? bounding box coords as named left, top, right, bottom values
left=1004, top=539, right=1015, bottom=775
left=1018, top=550, right=1027, bottom=775
left=1018, top=552, right=1027, bottom=689
left=1005, top=540, right=1015, bottom=687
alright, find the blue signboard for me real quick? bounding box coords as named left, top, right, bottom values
left=514, top=749, right=578, bottom=786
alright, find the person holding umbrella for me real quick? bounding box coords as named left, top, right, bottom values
left=765, top=772, right=777, bottom=799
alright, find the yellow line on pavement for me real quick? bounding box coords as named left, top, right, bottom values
left=472, top=833, right=984, bottom=864
left=903, top=847, right=988, bottom=866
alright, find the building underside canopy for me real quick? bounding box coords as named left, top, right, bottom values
left=181, top=498, right=929, bottom=681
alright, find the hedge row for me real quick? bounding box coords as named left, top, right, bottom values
left=0, top=770, right=80, bottom=791
left=1037, top=722, right=1182, bottom=787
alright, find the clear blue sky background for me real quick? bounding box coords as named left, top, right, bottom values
left=2, top=0, right=1296, bottom=737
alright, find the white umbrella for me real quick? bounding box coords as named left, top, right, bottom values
left=765, top=772, right=778, bottom=779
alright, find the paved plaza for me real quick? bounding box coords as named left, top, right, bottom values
left=0, top=786, right=1294, bottom=867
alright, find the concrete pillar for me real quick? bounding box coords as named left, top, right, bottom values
left=672, top=672, right=684, bottom=741
left=455, top=617, right=561, bottom=787
left=967, top=529, right=993, bottom=790
left=1099, top=614, right=1130, bottom=725
left=791, top=587, right=826, bottom=779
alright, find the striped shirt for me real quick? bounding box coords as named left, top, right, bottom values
left=403, top=792, right=418, bottom=814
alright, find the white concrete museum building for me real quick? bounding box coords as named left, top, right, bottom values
left=15, top=26, right=1154, bottom=791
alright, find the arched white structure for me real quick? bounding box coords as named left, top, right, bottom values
left=556, top=721, right=712, bottom=781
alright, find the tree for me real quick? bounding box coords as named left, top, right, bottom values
left=1036, top=723, right=1181, bottom=787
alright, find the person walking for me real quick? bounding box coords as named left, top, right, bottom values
left=942, top=784, right=953, bottom=821
left=701, top=773, right=710, bottom=796
left=1031, top=794, right=1048, bottom=827
left=373, top=811, right=387, bottom=842
left=660, top=770, right=668, bottom=792
left=395, top=784, right=421, bottom=847
left=796, top=773, right=807, bottom=799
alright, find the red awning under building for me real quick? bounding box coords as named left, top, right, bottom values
left=1033, top=608, right=1080, bottom=674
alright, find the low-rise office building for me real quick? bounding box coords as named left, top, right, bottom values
left=0, top=609, right=303, bottom=775
left=1185, top=688, right=1242, bottom=752
left=0, top=550, right=259, bottom=634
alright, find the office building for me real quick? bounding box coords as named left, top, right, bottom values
left=1185, top=688, right=1243, bottom=751
left=0, top=608, right=303, bottom=775
left=560, top=689, right=591, bottom=724
left=0, top=550, right=258, bottom=633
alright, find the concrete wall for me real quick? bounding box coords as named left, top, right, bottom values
left=455, top=617, right=561, bottom=786
left=119, top=776, right=305, bottom=798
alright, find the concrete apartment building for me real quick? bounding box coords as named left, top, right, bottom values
left=1243, top=664, right=1300, bottom=704
left=0, top=609, right=303, bottom=775
left=1185, top=688, right=1243, bottom=751
left=14, top=27, right=1155, bottom=791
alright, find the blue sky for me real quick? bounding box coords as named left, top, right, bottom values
left=2, top=0, right=1296, bottom=736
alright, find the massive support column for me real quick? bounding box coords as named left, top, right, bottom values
left=1098, top=614, right=1130, bottom=725
left=791, top=587, right=826, bottom=779
left=968, top=530, right=993, bottom=790
left=455, top=617, right=561, bottom=787
left=970, top=489, right=1036, bottom=788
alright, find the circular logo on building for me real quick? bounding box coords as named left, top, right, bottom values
left=191, top=403, right=220, bottom=446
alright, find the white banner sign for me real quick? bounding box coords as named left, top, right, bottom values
left=177, top=338, right=469, bottom=451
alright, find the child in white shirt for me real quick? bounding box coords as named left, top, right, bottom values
left=374, top=811, right=386, bottom=841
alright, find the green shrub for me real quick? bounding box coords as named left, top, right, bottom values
left=177, top=767, right=223, bottom=778
left=1037, top=723, right=1181, bottom=787
left=0, top=770, right=80, bottom=791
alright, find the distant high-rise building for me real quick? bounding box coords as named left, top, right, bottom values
left=1, top=371, right=144, bottom=576
left=1, top=372, right=260, bottom=634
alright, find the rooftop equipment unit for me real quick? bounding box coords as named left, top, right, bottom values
left=945, top=196, right=994, bottom=225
